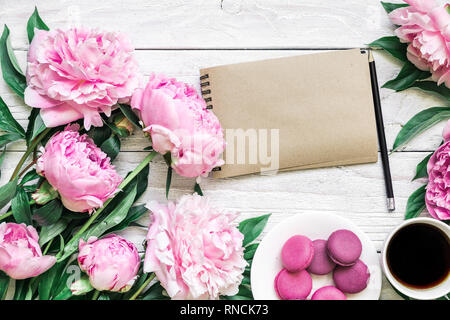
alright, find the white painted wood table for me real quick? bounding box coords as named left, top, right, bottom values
left=1, top=0, right=448, bottom=300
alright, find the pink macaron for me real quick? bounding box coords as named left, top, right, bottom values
left=307, top=239, right=336, bottom=275
left=281, top=235, right=314, bottom=272
left=326, top=229, right=362, bottom=266
left=333, top=259, right=370, bottom=294
left=311, top=286, right=347, bottom=300
left=274, top=268, right=312, bottom=300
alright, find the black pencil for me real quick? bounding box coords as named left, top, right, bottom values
left=368, top=49, right=395, bottom=211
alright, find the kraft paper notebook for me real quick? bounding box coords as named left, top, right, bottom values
left=199, top=49, right=378, bottom=178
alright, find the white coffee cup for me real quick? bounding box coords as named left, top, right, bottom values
left=381, top=217, right=450, bottom=300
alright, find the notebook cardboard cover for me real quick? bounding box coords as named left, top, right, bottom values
left=200, top=49, right=378, bottom=178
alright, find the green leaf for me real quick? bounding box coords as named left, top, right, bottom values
left=38, top=218, right=69, bottom=246
left=0, top=179, right=17, bottom=209
left=100, top=134, right=121, bottom=161
left=88, top=162, right=148, bottom=227
left=141, top=281, right=169, bottom=300
left=0, top=132, right=23, bottom=148
left=85, top=185, right=136, bottom=237
left=38, top=263, right=62, bottom=300
left=52, top=260, right=78, bottom=300
left=27, top=7, right=49, bottom=43
left=0, top=271, right=9, bottom=300
left=57, top=234, right=64, bottom=254
left=413, top=152, right=433, bottom=181
left=244, top=243, right=259, bottom=261
left=0, top=96, right=25, bottom=137
left=135, top=164, right=149, bottom=201
left=39, top=260, right=75, bottom=300
left=87, top=125, right=112, bottom=146
left=103, top=119, right=128, bottom=138
left=447, top=5, right=450, bottom=14
left=13, top=279, right=30, bottom=300
left=165, top=166, right=172, bottom=199
left=19, top=169, right=39, bottom=186
left=163, top=153, right=172, bottom=199
left=25, top=109, right=46, bottom=146
left=6, top=32, right=23, bottom=76
left=11, top=188, right=32, bottom=225
left=380, top=2, right=409, bottom=14
left=194, top=182, right=203, bottom=196
left=409, top=81, right=450, bottom=102
left=98, top=293, right=110, bottom=300
left=241, top=274, right=250, bottom=285
left=95, top=167, right=146, bottom=222
left=58, top=185, right=137, bottom=262
left=53, top=284, right=73, bottom=300
left=0, top=26, right=27, bottom=98
left=109, top=204, right=148, bottom=233
left=70, top=275, right=94, bottom=296
left=23, top=180, right=41, bottom=193
left=119, top=104, right=140, bottom=127
left=405, top=185, right=427, bottom=220
left=238, top=214, right=271, bottom=247
left=32, top=180, right=59, bottom=205
left=393, top=107, right=450, bottom=151
left=382, top=61, right=430, bottom=91
left=368, top=36, right=408, bottom=62
left=0, top=147, right=6, bottom=179
left=32, top=199, right=63, bottom=226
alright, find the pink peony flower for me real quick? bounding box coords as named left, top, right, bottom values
left=389, top=0, right=450, bottom=88
left=144, top=194, right=247, bottom=300
left=425, top=120, right=450, bottom=220
left=0, top=223, right=56, bottom=279
left=25, top=28, right=141, bottom=130
left=36, top=124, right=122, bottom=213
left=131, top=74, right=225, bottom=179
left=77, top=235, right=140, bottom=292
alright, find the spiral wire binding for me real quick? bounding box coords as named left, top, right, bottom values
left=200, top=74, right=213, bottom=109
left=200, top=73, right=221, bottom=171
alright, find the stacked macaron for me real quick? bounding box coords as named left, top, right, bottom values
left=274, top=229, right=370, bottom=300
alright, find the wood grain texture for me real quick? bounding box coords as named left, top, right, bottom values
left=1, top=0, right=446, bottom=300
left=2, top=0, right=395, bottom=50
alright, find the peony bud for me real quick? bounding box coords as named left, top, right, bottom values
left=0, top=223, right=56, bottom=279
left=36, top=124, right=122, bottom=213
left=78, top=235, right=140, bottom=292
left=131, top=74, right=225, bottom=179
left=114, top=114, right=134, bottom=136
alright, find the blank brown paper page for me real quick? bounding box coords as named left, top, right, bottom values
left=200, top=49, right=378, bottom=178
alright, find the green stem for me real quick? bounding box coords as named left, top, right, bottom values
left=0, top=200, right=36, bottom=221
left=18, top=159, right=38, bottom=178
left=43, top=238, right=54, bottom=255
left=9, top=128, right=51, bottom=182
left=91, top=290, right=100, bottom=300
left=129, top=273, right=155, bottom=300
left=57, top=151, right=158, bottom=261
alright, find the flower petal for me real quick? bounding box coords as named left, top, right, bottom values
left=40, top=103, right=84, bottom=127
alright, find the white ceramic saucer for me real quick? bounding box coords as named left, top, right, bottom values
left=251, top=212, right=382, bottom=300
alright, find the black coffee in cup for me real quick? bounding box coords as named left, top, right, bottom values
left=386, top=223, right=450, bottom=289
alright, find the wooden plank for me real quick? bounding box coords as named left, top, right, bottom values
left=2, top=0, right=398, bottom=50
left=1, top=50, right=447, bottom=153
